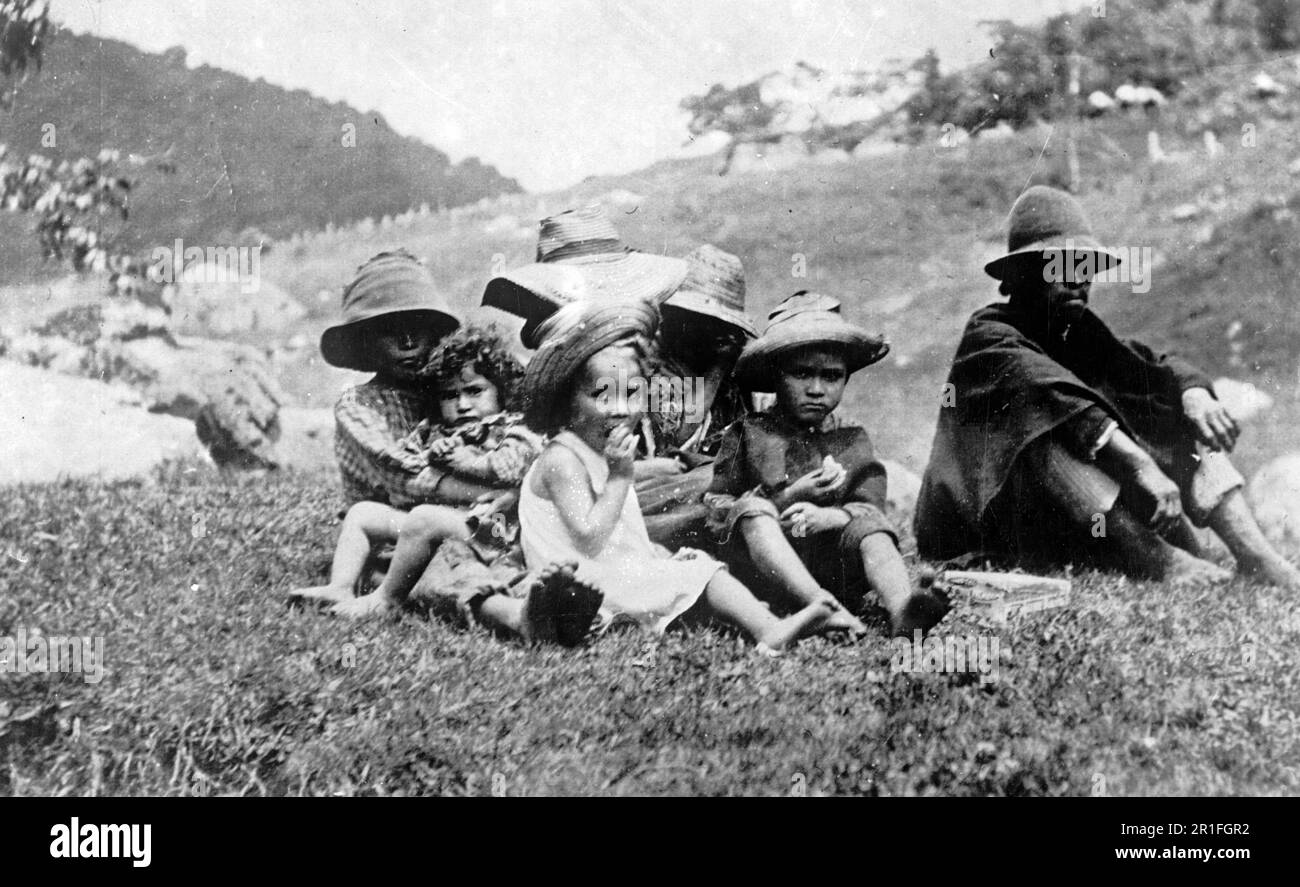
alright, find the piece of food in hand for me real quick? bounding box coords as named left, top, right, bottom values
left=818, top=454, right=846, bottom=487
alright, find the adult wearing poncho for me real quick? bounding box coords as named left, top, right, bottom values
left=915, top=186, right=1300, bottom=590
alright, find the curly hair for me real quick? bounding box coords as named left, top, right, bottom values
left=419, top=324, right=525, bottom=410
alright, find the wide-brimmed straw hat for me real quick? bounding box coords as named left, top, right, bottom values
left=984, top=185, right=1123, bottom=281
left=734, top=291, right=889, bottom=392
left=663, top=244, right=758, bottom=338
left=321, top=250, right=463, bottom=371
left=521, top=299, right=659, bottom=432
left=482, top=205, right=687, bottom=348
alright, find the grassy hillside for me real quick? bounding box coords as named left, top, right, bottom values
left=247, top=75, right=1300, bottom=483
left=0, top=28, right=519, bottom=282
left=3, top=465, right=1297, bottom=796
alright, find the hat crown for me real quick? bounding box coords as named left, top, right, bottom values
left=765, top=291, right=842, bottom=330
left=536, top=205, right=625, bottom=262
left=1006, top=186, right=1095, bottom=253
left=676, top=244, right=747, bottom=310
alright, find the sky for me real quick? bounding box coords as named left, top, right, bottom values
left=50, top=0, right=1082, bottom=191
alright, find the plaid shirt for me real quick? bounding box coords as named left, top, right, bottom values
left=334, top=378, right=446, bottom=508
left=398, top=411, right=542, bottom=486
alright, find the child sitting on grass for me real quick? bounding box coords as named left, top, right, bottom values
left=293, top=268, right=602, bottom=643
left=706, top=292, right=949, bottom=637
left=518, top=300, right=836, bottom=653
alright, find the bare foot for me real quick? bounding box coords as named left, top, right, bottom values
left=889, top=589, right=950, bottom=638
left=756, top=596, right=836, bottom=653
left=519, top=562, right=605, bottom=647
left=816, top=592, right=869, bottom=637
left=330, top=590, right=397, bottom=620
left=1237, top=554, right=1300, bottom=593
left=287, top=584, right=353, bottom=608
left=1165, top=547, right=1233, bottom=588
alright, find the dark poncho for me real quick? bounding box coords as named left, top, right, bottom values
left=914, top=302, right=1212, bottom=558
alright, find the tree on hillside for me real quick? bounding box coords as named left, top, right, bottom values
left=0, top=0, right=49, bottom=108
left=1, top=0, right=137, bottom=275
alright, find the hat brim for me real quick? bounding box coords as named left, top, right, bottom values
left=735, top=326, right=890, bottom=392
left=483, top=252, right=687, bottom=347
left=320, top=309, right=461, bottom=372
left=521, top=301, right=659, bottom=430
left=983, top=236, right=1124, bottom=281
left=663, top=291, right=758, bottom=338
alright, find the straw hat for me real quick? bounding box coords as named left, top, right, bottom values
left=734, top=291, right=889, bottom=392
left=663, top=244, right=758, bottom=338
left=320, top=250, right=463, bottom=371
left=521, top=299, right=659, bottom=432
left=984, top=185, right=1123, bottom=281
left=482, top=205, right=687, bottom=348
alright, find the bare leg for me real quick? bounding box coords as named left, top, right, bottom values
left=737, top=514, right=868, bottom=634
left=332, top=505, right=469, bottom=619
left=289, top=502, right=404, bottom=606
left=859, top=532, right=950, bottom=636
left=698, top=570, right=835, bottom=653
left=1103, top=502, right=1231, bottom=586
left=1207, top=489, right=1300, bottom=591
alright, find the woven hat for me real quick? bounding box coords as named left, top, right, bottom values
left=984, top=185, right=1123, bottom=281
left=734, top=291, right=889, bottom=392
left=663, top=244, right=758, bottom=338
left=482, top=205, right=687, bottom=348
left=521, top=299, right=659, bottom=432
left=321, top=250, right=463, bottom=371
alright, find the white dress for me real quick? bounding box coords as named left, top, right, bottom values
left=519, top=431, right=721, bottom=634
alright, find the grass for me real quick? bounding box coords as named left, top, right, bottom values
left=2, top=464, right=1298, bottom=796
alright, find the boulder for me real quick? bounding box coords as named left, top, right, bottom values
left=880, top=458, right=922, bottom=522
left=1211, top=377, right=1274, bottom=423
left=107, top=335, right=285, bottom=468
left=0, top=360, right=207, bottom=485
left=1248, top=455, right=1300, bottom=557
left=168, top=267, right=305, bottom=336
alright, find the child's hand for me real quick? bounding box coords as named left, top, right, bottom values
left=444, top=445, right=482, bottom=474
left=780, top=502, right=850, bottom=537
left=604, top=423, right=637, bottom=479
left=784, top=463, right=847, bottom=504
left=427, top=436, right=459, bottom=463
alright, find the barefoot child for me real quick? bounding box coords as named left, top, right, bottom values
left=706, top=292, right=949, bottom=637
left=518, top=300, right=835, bottom=652
left=293, top=256, right=602, bottom=642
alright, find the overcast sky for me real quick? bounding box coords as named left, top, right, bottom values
left=51, top=0, right=1081, bottom=191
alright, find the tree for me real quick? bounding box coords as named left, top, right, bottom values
left=0, top=0, right=50, bottom=108
left=0, top=1, right=136, bottom=276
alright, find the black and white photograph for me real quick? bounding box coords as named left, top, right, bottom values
left=1, top=0, right=1297, bottom=820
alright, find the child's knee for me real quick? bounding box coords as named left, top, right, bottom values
left=402, top=504, right=465, bottom=540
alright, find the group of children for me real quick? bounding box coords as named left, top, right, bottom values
left=289, top=207, right=949, bottom=652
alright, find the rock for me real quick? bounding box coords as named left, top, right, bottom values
left=1087, top=90, right=1116, bottom=113
left=168, top=266, right=304, bottom=336
left=106, top=335, right=285, bottom=468
left=980, top=121, right=1016, bottom=140
left=0, top=360, right=207, bottom=485
left=1170, top=202, right=1202, bottom=221
left=1253, top=72, right=1285, bottom=98
left=1212, top=377, right=1274, bottom=423
left=880, top=458, right=922, bottom=520
left=273, top=406, right=336, bottom=470
left=1248, top=455, right=1300, bottom=557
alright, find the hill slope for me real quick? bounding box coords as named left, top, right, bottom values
left=0, top=28, right=519, bottom=273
